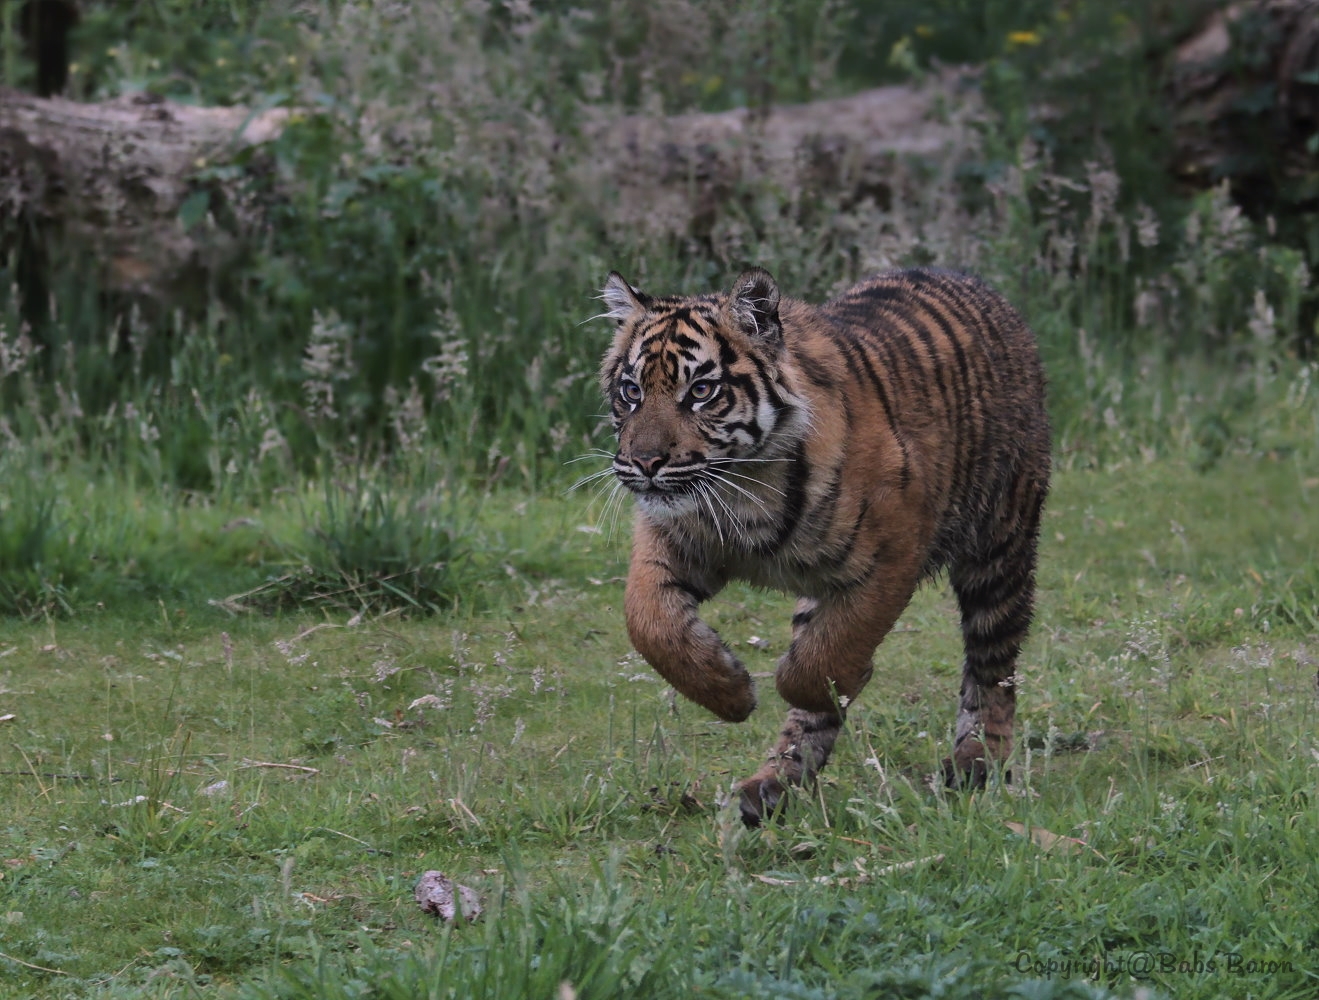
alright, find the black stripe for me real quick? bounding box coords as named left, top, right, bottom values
left=930, top=274, right=1012, bottom=350
left=727, top=371, right=762, bottom=409
left=804, top=466, right=844, bottom=540
left=796, top=351, right=836, bottom=389
left=834, top=288, right=943, bottom=410
left=799, top=714, right=842, bottom=735
left=834, top=335, right=910, bottom=489
left=909, top=287, right=977, bottom=499
left=978, top=529, right=1028, bottom=569
left=661, top=578, right=712, bottom=604
left=717, top=333, right=738, bottom=368
left=827, top=502, right=868, bottom=563
left=719, top=420, right=764, bottom=443
left=826, top=543, right=889, bottom=593
left=670, top=331, right=704, bottom=355
left=764, top=441, right=810, bottom=552
left=953, top=563, right=1034, bottom=618
left=835, top=294, right=937, bottom=409
left=969, top=595, right=1034, bottom=643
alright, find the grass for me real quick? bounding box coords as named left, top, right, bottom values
left=1, top=455, right=1316, bottom=999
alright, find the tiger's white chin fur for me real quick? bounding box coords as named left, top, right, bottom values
left=633, top=491, right=702, bottom=520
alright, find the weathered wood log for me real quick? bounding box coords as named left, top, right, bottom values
left=0, top=80, right=970, bottom=303
left=0, top=89, right=291, bottom=301
left=576, top=77, right=976, bottom=245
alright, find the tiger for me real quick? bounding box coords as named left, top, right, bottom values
left=597, top=266, right=1050, bottom=826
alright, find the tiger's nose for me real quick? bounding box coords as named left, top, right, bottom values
left=633, top=453, right=667, bottom=479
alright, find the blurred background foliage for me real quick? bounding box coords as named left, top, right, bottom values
left=0, top=0, right=1316, bottom=614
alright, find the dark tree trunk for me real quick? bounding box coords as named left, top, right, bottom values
left=1169, top=0, right=1319, bottom=207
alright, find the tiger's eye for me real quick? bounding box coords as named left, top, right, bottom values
left=689, top=380, right=717, bottom=402
left=620, top=380, right=642, bottom=404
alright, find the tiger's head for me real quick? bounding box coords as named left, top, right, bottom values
left=598, top=268, right=809, bottom=518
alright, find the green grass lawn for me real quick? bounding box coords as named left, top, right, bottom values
left=1, top=455, right=1316, bottom=999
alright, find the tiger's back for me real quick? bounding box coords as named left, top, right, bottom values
left=598, top=266, right=1050, bottom=826
left=810, top=269, right=1049, bottom=579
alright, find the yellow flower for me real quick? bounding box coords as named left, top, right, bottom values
left=216, top=57, right=228, bottom=68
left=1007, top=30, right=1041, bottom=47
left=914, top=25, right=934, bottom=39
left=888, top=36, right=918, bottom=73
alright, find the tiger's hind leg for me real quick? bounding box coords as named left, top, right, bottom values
left=943, top=476, right=1047, bottom=788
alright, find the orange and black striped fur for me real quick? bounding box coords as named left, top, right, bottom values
left=598, top=267, right=1050, bottom=826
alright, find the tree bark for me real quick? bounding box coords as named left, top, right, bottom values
left=1169, top=0, right=1319, bottom=203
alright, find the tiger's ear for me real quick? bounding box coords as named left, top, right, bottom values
left=600, top=272, right=649, bottom=323
left=729, top=268, right=782, bottom=345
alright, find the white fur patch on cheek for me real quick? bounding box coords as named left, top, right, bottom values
left=724, top=427, right=758, bottom=450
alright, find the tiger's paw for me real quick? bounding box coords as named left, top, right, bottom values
left=710, top=677, right=757, bottom=723
left=736, top=776, right=786, bottom=828
left=689, top=654, right=757, bottom=723
left=940, top=754, right=990, bottom=789
left=941, top=736, right=1011, bottom=789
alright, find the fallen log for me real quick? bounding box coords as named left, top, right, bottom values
left=0, top=89, right=291, bottom=301
left=0, top=79, right=972, bottom=303
left=1, top=0, right=1315, bottom=309
left=575, top=77, right=977, bottom=245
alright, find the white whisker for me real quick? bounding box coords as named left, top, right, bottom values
left=565, top=449, right=616, bottom=465
left=578, top=474, right=620, bottom=523
left=700, top=475, right=758, bottom=546
left=695, top=482, right=726, bottom=546
left=603, top=482, right=629, bottom=542
left=567, top=466, right=619, bottom=494
left=700, top=477, right=739, bottom=522
left=703, top=469, right=773, bottom=516
left=708, top=465, right=786, bottom=497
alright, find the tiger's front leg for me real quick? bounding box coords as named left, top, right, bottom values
left=736, top=705, right=845, bottom=827
left=624, top=522, right=753, bottom=723
left=738, top=563, right=921, bottom=826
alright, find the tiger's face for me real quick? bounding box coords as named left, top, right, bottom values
left=598, top=269, right=807, bottom=518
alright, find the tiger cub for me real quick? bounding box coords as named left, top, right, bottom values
left=598, top=267, right=1050, bottom=826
